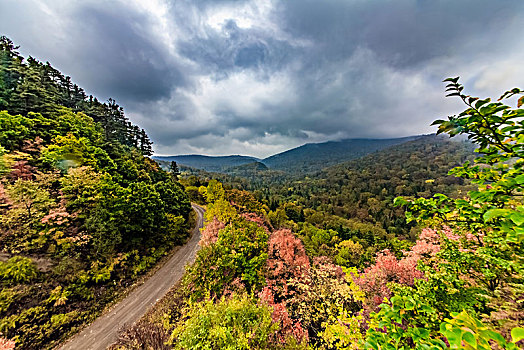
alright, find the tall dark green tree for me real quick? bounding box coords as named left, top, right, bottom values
left=170, top=161, right=181, bottom=180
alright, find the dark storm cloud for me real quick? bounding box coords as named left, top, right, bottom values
left=275, top=0, right=523, bottom=68
left=1, top=0, right=523, bottom=157
left=0, top=0, right=188, bottom=104
left=67, top=3, right=187, bottom=102
left=148, top=0, right=523, bottom=156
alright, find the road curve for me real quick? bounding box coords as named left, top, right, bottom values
left=58, top=204, right=205, bottom=350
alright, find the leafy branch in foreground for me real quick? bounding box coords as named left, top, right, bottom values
left=383, top=78, right=524, bottom=348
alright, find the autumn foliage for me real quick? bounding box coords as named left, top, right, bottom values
left=260, top=228, right=311, bottom=344
left=0, top=38, right=191, bottom=349
left=355, top=249, right=423, bottom=316
left=0, top=335, right=15, bottom=350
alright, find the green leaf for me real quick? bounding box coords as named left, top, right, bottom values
left=462, top=331, right=476, bottom=347
left=394, top=197, right=409, bottom=206
left=418, top=328, right=430, bottom=338
left=511, top=327, right=524, bottom=343
left=446, top=329, right=463, bottom=347
left=509, top=212, right=524, bottom=226
left=405, top=300, right=414, bottom=310
left=486, top=330, right=506, bottom=345
left=483, top=209, right=510, bottom=222
left=515, top=174, right=524, bottom=184
left=443, top=77, right=460, bottom=83
left=508, top=226, right=524, bottom=243
left=475, top=98, right=491, bottom=109
left=468, top=97, right=479, bottom=105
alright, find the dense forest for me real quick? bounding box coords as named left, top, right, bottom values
left=181, top=135, right=477, bottom=240
left=153, top=155, right=261, bottom=173
left=115, top=80, right=523, bottom=349
left=0, top=37, right=191, bottom=349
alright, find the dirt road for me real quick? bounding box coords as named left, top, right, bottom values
left=58, top=204, right=205, bottom=350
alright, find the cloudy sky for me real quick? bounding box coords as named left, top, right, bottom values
left=1, top=0, right=523, bottom=157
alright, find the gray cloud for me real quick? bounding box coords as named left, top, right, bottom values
left=67, top=3, right=185, bottom=101
left=1, top=0, right=523, bottom=157
left=276, top=0, right=523, bottom=68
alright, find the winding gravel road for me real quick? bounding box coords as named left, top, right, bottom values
left=58, top=204, right=205, bottom=350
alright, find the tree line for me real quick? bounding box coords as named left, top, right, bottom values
left=0, top=37, right=190, bottom=349
left=0, top=36, right=152, bottom=156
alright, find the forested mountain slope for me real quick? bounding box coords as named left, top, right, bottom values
left=0, top=37, right=191, bottom=349
left=262, top=136, right=421, bottom=172
left=194, top=135, right=477, bottom=237
left=156, top=136, right=423, bottom=175
left=267, top=135, right=477, bottom=234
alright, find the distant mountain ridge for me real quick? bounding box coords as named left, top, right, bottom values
left=262, top=136, right=422, bottom=172
left=153, top=155, right=260, bottom=172
left=156, top=136, right=424, bottom=173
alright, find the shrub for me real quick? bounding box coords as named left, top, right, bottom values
left=354, top=249, right=423, bottom=319
left=187, top=218, right=269, bottom=299
left=0, top=288, right=19, bottom=313
left=335, top=240, right=364, bottom=267
left=199, top=217, right=225, bottom=247
left=0, top=256, right=38, bottom=284
left=171, top=294, right=278, bottom=350
left=111, top=320, right=171, bottom=350
left=266, top=229, right=310, bottom=294
left=287, top=259, right=363, bottom=345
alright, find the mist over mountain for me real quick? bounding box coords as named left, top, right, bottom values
left=158, top=136, right=424, bottom=174
left=262, top=136, right=422, bottom=173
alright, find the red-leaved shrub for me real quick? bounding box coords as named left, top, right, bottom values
left=0, top=335, right=15, bottom=350
left=355, top=249, right=424, bottom=318
left=199, top=217, right=225, bottom=247
left=260, top=228, right=311, bottom=344
left=260, top=287, right=309, bottom=344
left=241, top=212, right=271, bottom=232
left=266, top=229, right=310, bottom=292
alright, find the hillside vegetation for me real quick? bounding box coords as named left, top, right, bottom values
left=257, top=135, right=476, bottom=236
left=0, top=37, right=191, bottom=349
left=2, top=33, right=523, bottom=349
left=184, top=135, right=477, bottom=239
left=115, top=80, right=523, bottom=349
